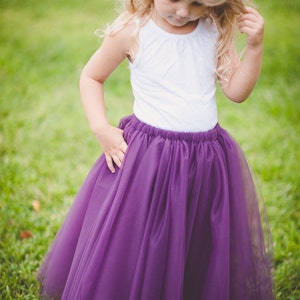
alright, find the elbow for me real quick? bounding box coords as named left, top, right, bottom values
left=221, top=76, right=257, bottom=103
left=79, top=69, right=87, bottom=88
left=227, top=94, right=248, bottom=103
left=79, top=70, right=105, bottom=92
left=222, top=86, right=252, bottom=103
left=79, top=68, right=90, bottom=85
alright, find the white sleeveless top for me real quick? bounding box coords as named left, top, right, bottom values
left=129, top=18, right=219, bottom=132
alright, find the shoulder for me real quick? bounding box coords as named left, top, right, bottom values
left=104, top=21, right=137, bottom=57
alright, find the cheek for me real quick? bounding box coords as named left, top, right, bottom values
left=154, top=3, right=172, bottom=17
left=190, top=7, right=206, bottom=19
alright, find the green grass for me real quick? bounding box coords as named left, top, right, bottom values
left=0, top=0, right=299, bottom=299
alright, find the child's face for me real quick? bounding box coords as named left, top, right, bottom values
left=153, top=0, right=208, bottom=27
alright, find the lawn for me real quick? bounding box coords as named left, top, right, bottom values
left=0, top=0, right=299, bottom=299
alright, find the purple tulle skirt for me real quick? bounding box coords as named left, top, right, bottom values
left=38, top=115, right=274, bottom=300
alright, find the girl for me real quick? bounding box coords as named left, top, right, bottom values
left=38, top=0, right=274, bottom=299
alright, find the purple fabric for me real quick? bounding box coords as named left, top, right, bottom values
left=38, top=115, right=274, bottom=299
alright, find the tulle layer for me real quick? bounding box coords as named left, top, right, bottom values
left=38, top=115, right=274, bottom=300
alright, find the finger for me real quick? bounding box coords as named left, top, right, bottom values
left=244, top=6, right=261, bottom=17
left=238, top=12, right=262, bottom=25
left=239, top=20, right=256, bottom=29
left=118, top=151, right=125, bottom=162
left=238, top=19, right=263, bottom=32
left=239, top=9, right=263, bottom=24
left=238, top=15, right=258, bottom=24
left=105, top=154, right=116, bottom=173
left=120, top=140, right=128, bottom=153
left=238, top=23, right=260, bottom=35
left=239, top=27, right=256, bottom=36
left=112, top=153, right=123, bottom=168
left=117, top=128, right=124, bottom=135
left=239, top=18, right=263, bottom=29
left=238, top=17, right=263, bottom=33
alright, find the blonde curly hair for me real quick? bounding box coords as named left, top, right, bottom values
left=101, top=0, right=250, bottom=82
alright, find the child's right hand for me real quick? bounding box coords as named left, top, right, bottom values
left=95, top=124, right=128, bottom=173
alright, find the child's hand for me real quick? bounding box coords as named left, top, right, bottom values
left=95, top=125, right=128, bottom=173
left=238, top=6, right=264, bottom=50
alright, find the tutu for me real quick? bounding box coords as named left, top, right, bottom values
left=38, top=115, right=274, bottom=300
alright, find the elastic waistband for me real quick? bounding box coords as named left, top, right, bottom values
left=119, top=115, right=221, bottom=143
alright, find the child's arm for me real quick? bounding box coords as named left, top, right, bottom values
left=220, top=6, right=264, bottom=103
left=80, top=25, right=134, bottom=173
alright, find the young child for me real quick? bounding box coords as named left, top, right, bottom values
left=38, top=0, right=274, bottom=299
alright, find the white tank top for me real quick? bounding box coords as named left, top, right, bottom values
left=129, top=18, right=219, bottom=132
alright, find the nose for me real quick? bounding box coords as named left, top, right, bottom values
left=176, top=4, right=189, bottom=18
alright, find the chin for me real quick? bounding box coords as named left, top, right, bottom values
left=169, top=18, right=190, bottom=27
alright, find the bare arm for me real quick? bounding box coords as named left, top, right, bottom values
left=220, top=7, right=264, bottom=103
left=80, top=25, right=134, bottom=173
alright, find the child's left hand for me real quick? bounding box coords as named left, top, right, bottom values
left=238, top=6, right=264, bottom=49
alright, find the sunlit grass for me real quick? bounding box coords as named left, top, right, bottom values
left=0, top=0, right=299, bottom=298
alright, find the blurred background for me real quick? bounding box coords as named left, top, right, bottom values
left=0, top=0, right=299, bottom=298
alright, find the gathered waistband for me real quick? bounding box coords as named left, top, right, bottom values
left=119, top=115, right=222, bottom=143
